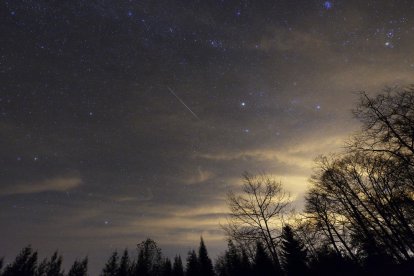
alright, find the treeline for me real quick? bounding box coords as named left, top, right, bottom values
left=222, top=87, right=414, bottom=275
left=0, top=246, right=87, bottom=276
left=0, top=234, right=313, bottom=276
left=0, top=237, right=227, bottom=276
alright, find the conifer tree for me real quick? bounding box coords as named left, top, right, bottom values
left=216, top=241, right=253, bottom=276
left=223, top=240, right=242, bottom=276
left=185, top=250, right=199, bottom=276
left=280, top=225, right=308, bottom=276
left=36, top=259, right=48, bottom=276
left=118, top=249, right=130, bottom=276
left=3, top=246, right=38, bottom=276
left=136, top=239, right=163, bottom=276
left=198, top=237, right=214, bottom=276
left=68, top=257, right=88, bottom=276
left=240, top=248, right=252, bottom=276
left=162, top=258, right=172, bottom=276
left=102, top=251, right=119, bottom=276
left=47, top=251, right=64, bottom=276
left=172, top=255, right=184, bottom=276
left=253, top=242, right=277, bottom=276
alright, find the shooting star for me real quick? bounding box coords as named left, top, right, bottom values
left=167, top=86, right=200, bottom=120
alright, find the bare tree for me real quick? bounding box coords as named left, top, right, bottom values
left=305, top=152, right=414, bottom=264
left=351, top=86, right=414, bottom=168
left=223, top=172, right=291, bottom=271
left=300, top=87, right=414, bottom=266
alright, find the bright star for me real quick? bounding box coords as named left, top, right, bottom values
left=385, top=41, right=394, bottom=48
left=324, top=1, right=333, bottom=9
left=241, top=102, right=246, bottom=107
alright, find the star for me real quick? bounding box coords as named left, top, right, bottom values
left=241, top=102, right=246, bottom=107
left=323, top=1, right=333, bottom=10
left=385, top=41, right=394, bottom=48
left=208, top=39, right=223, bottom=49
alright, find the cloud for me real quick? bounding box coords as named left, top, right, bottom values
left=197, top=134, right=344, bottom=168
left=112, top=188, right=154, bottom=202
left=0, top=176, right=82, bottom=196
left=183, top=167, right=215, bottom=185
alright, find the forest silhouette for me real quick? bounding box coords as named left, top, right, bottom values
left=2, top=87, right=414, bottom=275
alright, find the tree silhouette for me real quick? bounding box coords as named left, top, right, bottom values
left=280, top=225, right=308, bottom=276
left=36, top=258, right=48, bottom=276
left=239, top=248, right=252, bottom=276
left=352, top=87, right=414, bottom=168
left=185, top=250, right=199, bottom=276
left=161, top=258, right=172, bottom=276
left=301, top=87, right=414, bottom=273
left=218, top=240, right=241, bottom=276
left=253, top=242, right=278, bottom=276
left=3, top=246, right=38, bottom=276
left=36, top=251, right=64, bottom=276
left=68, top=257, right=88, bottom=276
left=118, top=249, right=130, bottom=276
left=307, top=245, right=359, bottom=276
left=223, top=172, right=290, bottom=273
left=198, top=237, right=214, bottom=276
left=102, top=251, right=119, bottom=276
left=172, top=255, right=184, bottom=276
left=135, top=239, right=163, bottom=276
left=215, top=240, right=252, bottom=276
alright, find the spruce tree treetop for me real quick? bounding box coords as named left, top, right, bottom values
left=68, top=257, right=88, bottom=276
left=47, top=251, right=64, bottom=276
left=253, top=242, right=278, bottom=276
left=118, top=249, right=130, bottom=276
left=186, top=250, right=199, bottom=276
left=3, top=246, right=38, bottom=276
left=172, top=255, right=184, bottom=276
left=102, top=251, right=119, bottom=276
left=198, top=237, right=215, bottom=276
left=280, top=225, right=308, bottom=276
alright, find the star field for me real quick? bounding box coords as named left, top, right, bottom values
left=1, top=0, right=414, bottom=274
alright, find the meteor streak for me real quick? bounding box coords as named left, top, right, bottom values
left=167, top=86, right=200, bottom=120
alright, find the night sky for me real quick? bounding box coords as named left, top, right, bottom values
left=1, top=0, right=414, bottom=274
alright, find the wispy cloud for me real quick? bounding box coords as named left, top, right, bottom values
left=0, top=176, right=82, bottom=196
left=183, top=167, right=215, bottom=185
